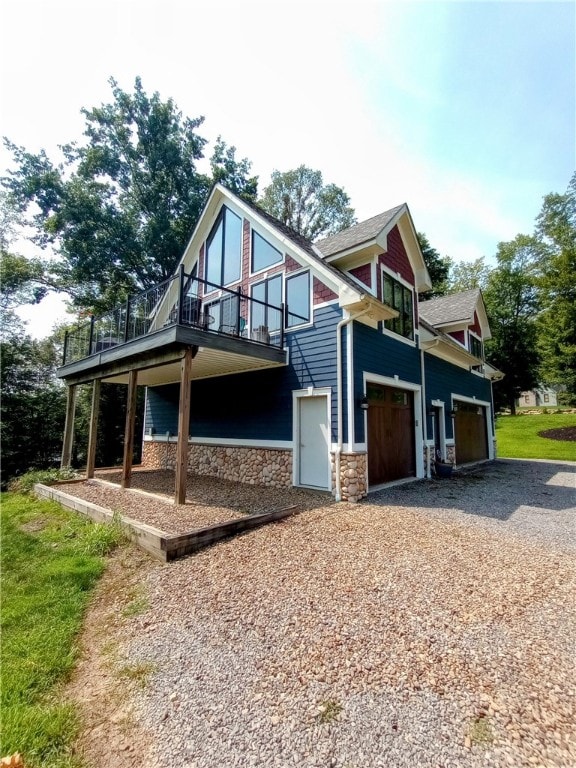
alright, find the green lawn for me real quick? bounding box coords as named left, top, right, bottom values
left=0, top=493, right=123, bottom=767
left=495, top=412, right=576, bottom=460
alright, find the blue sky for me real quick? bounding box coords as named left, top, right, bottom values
left=0, top=0, right=574, bottom=335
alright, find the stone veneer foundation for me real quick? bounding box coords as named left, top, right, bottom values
left=142, top=440, right=292, bottom=489
left=141, top=440, right=369, bottom=502
left=332, top=452, right=368, bottom=503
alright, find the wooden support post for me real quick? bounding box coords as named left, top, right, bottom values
left=175, top=347, right=193, bottom=505
left=121, top=370, right=138, bottom=489
left=61, top=384, right=77, bottom=468
left=86, top=379, right=101, bottom=479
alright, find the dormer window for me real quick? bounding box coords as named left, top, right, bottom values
left=206, top=206, right=242, bottom=288
left=469, top=333, right=483, bottom=359
left=382, top=271, right=414, bottom=340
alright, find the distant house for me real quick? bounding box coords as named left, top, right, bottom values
left=519, top=388, right=558, bottom=408
left=57, top=184, right=503, bottom=504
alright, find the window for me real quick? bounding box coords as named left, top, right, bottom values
left=524, top=395, right=530, bottom=403
left=251, top=275, right=282, bottom=333
left=469, top=334, right=483, bottom=359
left=544, top=394, right=550, bottom=403
left=206, top=207, right=242, bottom=287
left=286, top=271, right=310, bottom=328
left=382, top=272, right=414, bottom=340
left=252, top=231, right=282, bottom=273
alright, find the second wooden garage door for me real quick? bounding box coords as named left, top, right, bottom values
left=454, top=402, right=488, bottom=464
left=367, top=383, right=415, bottom=485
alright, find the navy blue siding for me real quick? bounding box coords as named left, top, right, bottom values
left=145, top=303, right=343, bottom=443
left=423, top=353, right=493, bottom=439
left=353, top=323, right=422, bottom=443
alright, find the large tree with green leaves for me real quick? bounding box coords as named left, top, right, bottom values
left=447, top=256, right=491, bottom=294
left=534, top=173, right=576, bottom=397
left=2, top=77, right=257, bottom=313
left=416, top=232, right=451, bottom=300
left=483, top=235, right=543, bottom=413
left=259, top=165, right=356, bottom=241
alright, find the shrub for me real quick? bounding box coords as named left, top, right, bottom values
left=7, top=468, right=80, bottom=495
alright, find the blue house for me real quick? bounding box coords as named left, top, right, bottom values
left=57, top=184, right=502, bottom=503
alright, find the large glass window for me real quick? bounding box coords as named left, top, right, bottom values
left=286, top=271, right=310, bottom=328
left=382, top=272, right=414, bottom=340
left=251, top=275, right=282, bottom=333
left=252, top=230, right=282, bottom=273
left=469, top=334, right=483, bottom=359
left=206, top=207, right=242, bottom=287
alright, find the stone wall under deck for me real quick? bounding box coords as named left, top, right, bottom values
left=142, top=440, right=292, bottom=488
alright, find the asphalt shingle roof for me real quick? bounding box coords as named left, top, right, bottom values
left=240, top=196, right=367, bottom=297
left=314, top=205, right=405, bottom=258
left=418, top=289, right=481, bottom=326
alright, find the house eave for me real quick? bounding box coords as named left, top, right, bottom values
left=340, top=293, right=398, bottom=321
left=420, top=337, right=482, bottom=370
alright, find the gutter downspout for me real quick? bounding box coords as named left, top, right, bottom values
left=335, top=307, right=371, bottom=502
left=420, top=347, right=431, bottom=478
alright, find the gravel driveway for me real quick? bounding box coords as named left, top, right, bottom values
left=77, top=459, right=575, bottom=768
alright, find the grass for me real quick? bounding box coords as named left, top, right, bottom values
left=0, top=493, right=125, bottom=767
left=468, top=715, right=494, bottom=746
left=316, top=698, right=343, bottom=724
left=496, top=412, right=576, bottom=461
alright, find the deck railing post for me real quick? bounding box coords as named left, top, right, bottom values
left=236, top=288, right=242, bottom=336
left=62, top=330, right=69, bottom=365
left=280, top=302, right=286, bottom=349
left=124, top=298, right=131, bottom=342
left=178, top=265, right=185, bottom=325
left=88, top=315, right=95, bottom=355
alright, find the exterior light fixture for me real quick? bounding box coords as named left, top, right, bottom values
left=450, top=406, right=458, bottom=418
left=359, top=395, right=369, bottom=411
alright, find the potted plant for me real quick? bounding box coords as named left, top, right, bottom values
left=434, top=450, right=453, bottom=478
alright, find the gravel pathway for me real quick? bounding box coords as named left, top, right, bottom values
left=69, top=459, right=575, bottom=767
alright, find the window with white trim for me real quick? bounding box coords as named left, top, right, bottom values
left=206, top=206, right=242, bottom=287
left=469, top=333, right=483, bottom=359
left=251, top=231, right=282, bottom=273
left=251, top=275, right=282, bottom=334
left=286, top=271, right=310, bottom=328
left=382, top=271, right=414, bottom=340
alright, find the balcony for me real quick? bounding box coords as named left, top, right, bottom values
left=57, top=268, right=288, bottom=387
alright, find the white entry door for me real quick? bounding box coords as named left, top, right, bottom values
left=298, top=396, right=330, bottom=489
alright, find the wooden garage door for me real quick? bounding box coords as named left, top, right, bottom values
left=454, top=402, right=488, bottom=464
left=367, top=384, right=415, bottom=485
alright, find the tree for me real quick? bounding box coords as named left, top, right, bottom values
left=535, top=173, right=576, bottom=396
left=447, top=256, right=491, bottom=293
left=0, top=329, right=66, bottom=486
left=483, top=235, right=543, bottom=413
left=2, top=77, right=257, bottom=313
left=259, top=166, right=356, bottom=241
left=416, top=232, right=451, bottom=300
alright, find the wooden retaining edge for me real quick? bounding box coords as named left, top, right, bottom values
left=33, top=484, right=301, bottom=562
left=34, top=483, right=169, bottom=561
left=161, top=505, right=300, bottom=561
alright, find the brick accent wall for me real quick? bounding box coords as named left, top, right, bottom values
left=449, top=330, right=466, bottom=344
left=380, top=226, right=414, bottom=285
left=313, top=277, right=338, bottom=305
left=470, top=311, right=482, bottom=336
left=349, top=263, right=372, bottom=288
left=142, top=440, right=292, bottom=488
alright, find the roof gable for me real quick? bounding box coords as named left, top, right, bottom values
left=418, top=289, right=491, bottom=339
left=175, top=184, right=367, bottom=306
left=315, top=203, right=432, bottom=293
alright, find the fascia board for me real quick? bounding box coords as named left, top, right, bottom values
left=421, top=339, right=482, bottom=369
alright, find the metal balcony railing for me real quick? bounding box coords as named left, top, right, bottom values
left=62, top=268, right=286, bottom=366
